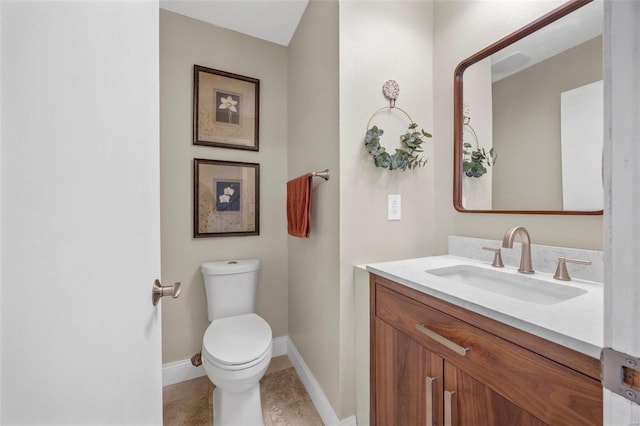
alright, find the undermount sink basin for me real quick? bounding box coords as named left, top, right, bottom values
left=425, top=264, right=587, bottom=305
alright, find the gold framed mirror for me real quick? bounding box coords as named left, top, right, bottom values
left=453, top=0, right=603, bottom=215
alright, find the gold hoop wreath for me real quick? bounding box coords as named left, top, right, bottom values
left=364, top=81, right=432, bottom=171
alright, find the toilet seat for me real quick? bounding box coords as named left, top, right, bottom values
left=203, top=313, right=272, bottom=371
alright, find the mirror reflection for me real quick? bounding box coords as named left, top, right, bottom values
left=454, top=0, right=604, bottom=214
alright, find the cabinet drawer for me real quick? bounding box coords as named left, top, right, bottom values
left=375, top=284, right=602, bottom=425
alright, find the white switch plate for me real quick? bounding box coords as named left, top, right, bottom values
left=388, top=194, right=401, bottom=220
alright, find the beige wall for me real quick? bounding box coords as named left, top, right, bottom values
left=462, top=57, right=494, bottom=210
left=287, top=0, right=342, bottom=417
left=288, top=0, right=435, bottom=420
left=339, top=0, right=435, bottom=418
left=339, top=0, right=436, bottom=278
left=492, top=36, right=602, bottom=210
left=160, top=10, right=289, bottom=364
left=433, top=0, right=603, bottom=252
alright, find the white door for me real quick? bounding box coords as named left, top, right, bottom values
left=603, top=1, right=640, bottom=424
left=1, top=1, right=162, bottom=424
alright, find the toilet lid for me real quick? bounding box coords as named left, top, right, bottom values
left=203, top=313, right=272, bottom=366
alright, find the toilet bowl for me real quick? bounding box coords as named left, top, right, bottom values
left=200, top=260, right=272, bottom=426
left=202, top=313, right=273, bottom=391
left=202, top=314, right=272, bottom=425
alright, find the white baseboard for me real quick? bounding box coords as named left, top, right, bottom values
left=339, top=415, right=358, bottom=426
left=162, top=335, right=290, bottom=387
left=162, top=336, right=356, bottom=425
left=287, top=339, right=357, bottom=426
left=162, top=359, right=205, bottom=387
left=271, top=335, right=288, bottom=357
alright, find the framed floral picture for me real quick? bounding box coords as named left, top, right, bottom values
left=193, top=65, right=260, bottom=151
left=193, top=158, right=260, bottom=237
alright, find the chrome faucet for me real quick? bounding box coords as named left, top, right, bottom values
left=502, top=226, right=534, bottom=274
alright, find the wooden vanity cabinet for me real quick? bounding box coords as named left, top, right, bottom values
left=375, top=318, right=444, bottom=425
left=370, top=274, right=603, bottom=426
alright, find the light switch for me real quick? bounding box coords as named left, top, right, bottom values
left=388, top=194, right=401, bottom=220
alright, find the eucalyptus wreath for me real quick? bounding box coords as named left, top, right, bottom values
left=462, top=126, right=497, bottom=178
left=364, top=123, right=432, bottom=171
left=462, top=143, right=497, bottom=178
left=462, top=103, right=497, bottom=178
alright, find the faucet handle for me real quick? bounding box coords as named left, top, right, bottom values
left=482, top=246, right=504, bottom=268
left=553, top=257, right=591, bottom=281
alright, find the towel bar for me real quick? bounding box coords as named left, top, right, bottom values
left=311, top=169, right=330, bottom=180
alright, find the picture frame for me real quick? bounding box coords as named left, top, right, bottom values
left=193, top=65, right=260, bottom=151
left=193, top=158, right=260, bottom=237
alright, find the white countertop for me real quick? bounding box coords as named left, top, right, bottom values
left=366, top=255, right=603, bottom=358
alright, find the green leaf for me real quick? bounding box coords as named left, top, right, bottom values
left=364, top=121, right=431, bottom=171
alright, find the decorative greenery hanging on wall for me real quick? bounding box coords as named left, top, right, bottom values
left=462, top=102, right=497, bottom=178
left=364, top=80, right=432, bottom=172
left=462, top=142, right=497, bottom=178
left=365, top=123, right=431, bottom=171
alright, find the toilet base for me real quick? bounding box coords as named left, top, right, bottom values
left=213, top=384, right=264, bottom=426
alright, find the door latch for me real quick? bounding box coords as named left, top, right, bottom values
left=601, top=347, right=640, bottom=404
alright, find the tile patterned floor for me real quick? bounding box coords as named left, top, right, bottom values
left=163, top=356, right=323, bottom=425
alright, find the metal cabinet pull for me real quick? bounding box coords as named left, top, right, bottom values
left=416, top=324, right=470, bottom=356
left=444, top=390, right=455, bottom=426
left=425, top=376, right=435, bottom=426
left=152, top=279, right=181, bottom=306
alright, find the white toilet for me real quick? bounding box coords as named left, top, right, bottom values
left=201, top=259, right=273, bottom=426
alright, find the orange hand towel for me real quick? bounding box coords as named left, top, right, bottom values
left=287, top=174, right=313, bottom=238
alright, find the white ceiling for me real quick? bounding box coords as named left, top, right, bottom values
left=160, top=0, right=309, bottom=46
left=491, top=0, right=603, bottom=82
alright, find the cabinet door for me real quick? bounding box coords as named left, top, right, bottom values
left=443, top=361, right=547, bottom=426
left=375, top=318, right=444, bottom=426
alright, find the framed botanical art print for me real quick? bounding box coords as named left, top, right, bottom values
left=193, top=65, right=260, bottom=151
left=193, top=158, right=260, bottom=237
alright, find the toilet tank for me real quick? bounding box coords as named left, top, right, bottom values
left=201, top=259, right=260, bottom=321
